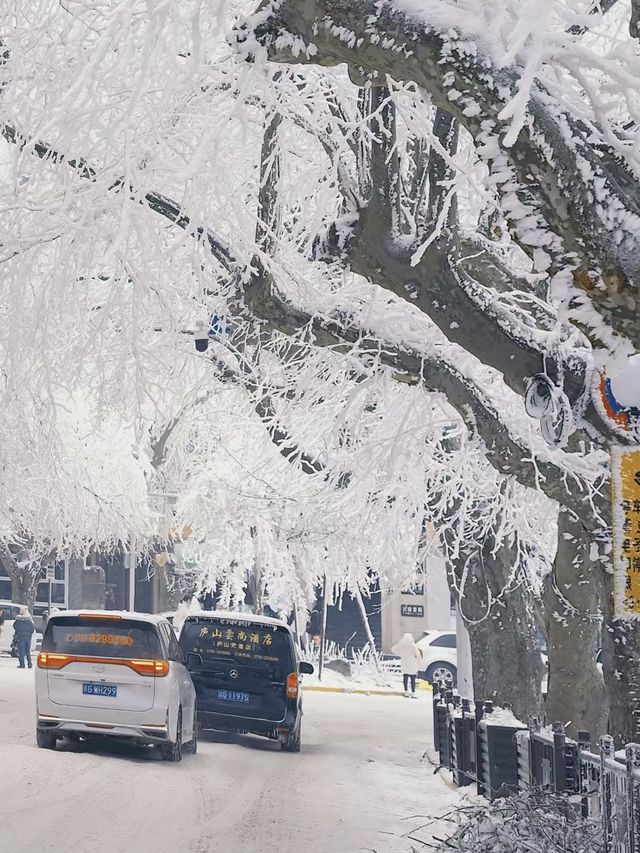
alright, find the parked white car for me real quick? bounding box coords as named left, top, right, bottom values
left=415, top=630, right=458, bottom=688
left=0, top=602, right=38, bottom=657
left=415, top=630, right=550, bottom=692
left=35, top=610, right=197, bottom=761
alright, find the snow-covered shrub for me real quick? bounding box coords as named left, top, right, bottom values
left=424, top=792, right=603, bottom=853
left=349, top=645, right=394, bottom=687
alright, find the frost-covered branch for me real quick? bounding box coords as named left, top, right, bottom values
left=0, top=123, right=237, bottom=275
left=238, top=0, right=640, bottom=352
left=279, top=81, right=610, bottom=444
left=0, top=103, right=606, bottom=519
left=245, top=262, right=606, bottom=521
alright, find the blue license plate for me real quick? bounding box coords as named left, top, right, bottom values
left=217, top=689, right=250, bottom=704
left=83, top=683, right=117, bottom=697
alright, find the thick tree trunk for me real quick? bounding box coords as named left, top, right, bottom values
left=245, top=565, right=263, bottom=613
left=451, top=532, right=543, bottom=722
left=246, top=529, right=265, bottom=613
left=10, top=571, right=39, bottom=609
left=0, top=542, right=39, bottom=609
left=543, top=509, right=606, bottom=740
left=601, top=570, right=640, bottom=745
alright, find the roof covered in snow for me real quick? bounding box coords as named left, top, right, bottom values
left=184, top=610, right=290, bottom=629
left=47, top=609, right=168, bottom=624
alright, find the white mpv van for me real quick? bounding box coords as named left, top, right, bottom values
left=35, top=611, right=197, bottom=761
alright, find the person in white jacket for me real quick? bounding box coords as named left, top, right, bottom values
left=391, top=632, right=423, bottom=698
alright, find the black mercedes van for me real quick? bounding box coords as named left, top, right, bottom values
left=179, top=612, right=313, bottom=752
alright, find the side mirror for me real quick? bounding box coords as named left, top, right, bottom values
left=186, top=653, right=202, bottom=671
left=299, top=661, right=314, bottom=676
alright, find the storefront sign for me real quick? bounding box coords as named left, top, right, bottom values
left=611, top=446, right=640, bottom=618
left=401, top=604, right=424, bottom=618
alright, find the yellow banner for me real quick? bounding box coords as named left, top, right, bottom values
left=612, top=446, right=640, bottom=618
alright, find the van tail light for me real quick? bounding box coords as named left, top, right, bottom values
left=287, top=672, right=299, bottom=699
left=38, top=653, right=71, bottom=670
left=128, top=659, right=170, bottom=677
left=37, top=653, right=169, bottom=677
left=78, top=613, right=122, bottom=620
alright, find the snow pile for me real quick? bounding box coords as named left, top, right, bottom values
left=303, top=642, right=397, bottom=689
left=425, top=792, right=603, bottom=853
left=608, top=354, right=640, bottom=410
left=480, top=706, right=526, bottom=728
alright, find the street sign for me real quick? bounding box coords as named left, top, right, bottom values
left=45, top=566, right=55, bottom=581
left=611, top=446, right=640, bottom=618
left=401, top=604, right=424, bottom=618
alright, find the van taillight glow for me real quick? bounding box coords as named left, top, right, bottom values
left=78, top=613, right=122, bottom=620
left=287, top=673, right=299, bottom=699
left=37, top=653, right=169, bottom=677
left=128, top=659, right=169, bottom=677
left=37, top=653, right=71, bottom=670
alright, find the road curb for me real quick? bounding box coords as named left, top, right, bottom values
left=303, top=684, right=433, bottom=696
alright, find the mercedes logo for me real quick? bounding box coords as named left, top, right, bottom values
left=229, top=669, right=239, bottom=679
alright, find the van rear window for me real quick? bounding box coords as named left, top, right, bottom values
left=43, top=617, right=162, bottom=659
left=180, top=619, right=293, bottom=671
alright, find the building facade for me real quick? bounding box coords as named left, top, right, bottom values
left=380, top=547, right=455, bottom=652
left=306, top=547, right=455, bottom=655
left=0, top=550, right=180, bottom=615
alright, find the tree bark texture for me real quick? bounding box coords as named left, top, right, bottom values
left=0, top=543, right=40, bottom=609
left=241, top=0, right=640, bottom=349
left=445, top=524, right=543, bottom=722
left=543, top=509, right=606, bottom=740
left=9, top=571, right=39, bottom=610
left=601, top=570, right=640, bottom=745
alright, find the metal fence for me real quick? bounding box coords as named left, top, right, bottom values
left=432, top=691, right=640, bottom=852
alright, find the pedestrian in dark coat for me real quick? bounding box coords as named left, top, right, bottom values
left=13, top=607, right=35, bottom=669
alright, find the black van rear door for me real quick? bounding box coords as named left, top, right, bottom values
left=180, top=618, right=294, bottom=722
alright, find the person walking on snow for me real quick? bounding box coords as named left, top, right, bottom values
left=13, top=606, right=35, bottom=669
left=391, top=632, right=422, bottom=698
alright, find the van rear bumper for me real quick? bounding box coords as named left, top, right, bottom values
left=197, top=706, right=298, bottom=738
left=37, top=714, right=169, bottom=744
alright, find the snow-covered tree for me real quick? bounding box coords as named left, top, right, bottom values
left=0, top=0, right=638, bottom=742
left=232, top=0, right=640, bottom=742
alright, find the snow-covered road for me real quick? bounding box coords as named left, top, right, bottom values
left=0, top=659, right=458, bottom=853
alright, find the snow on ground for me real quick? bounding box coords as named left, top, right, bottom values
left=306, top=667, right=393, bottom=690
left=305, top=667, right=355, bottom=688
left=0, top=657, right=460, bottom=853
left=305, top=667, right=432, bottom=694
